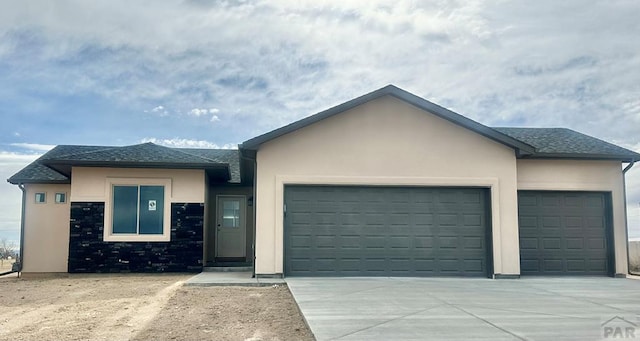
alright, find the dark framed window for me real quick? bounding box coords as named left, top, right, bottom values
left=55, top=192, right=66, bottom=204
left=112, top=185, right=164, bottom=235
left=35, top=192, right=46, bottom=203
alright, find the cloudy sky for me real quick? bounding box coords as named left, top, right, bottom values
left=1, top=0, right=640, bottom=244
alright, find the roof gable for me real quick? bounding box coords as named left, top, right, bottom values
left=241, top=85, right=536, bottom=156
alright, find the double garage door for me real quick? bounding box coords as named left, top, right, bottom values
left=284, top=185, right=613, bottom=277
left=284, top=186, right=491, bottom=277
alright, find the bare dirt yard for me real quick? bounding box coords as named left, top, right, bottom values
left=0, top=273, right=314, bottom=341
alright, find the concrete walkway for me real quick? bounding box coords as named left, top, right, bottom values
left=286, top=277, right=640, bottom=341
left=185, top=271, right=285, bottom=286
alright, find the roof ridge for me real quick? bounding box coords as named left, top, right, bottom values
left=40, top=142, right=224, bottom=164
left=166, top=145, right=227, bottom=164
left=41, top=145, right=117, bottom=161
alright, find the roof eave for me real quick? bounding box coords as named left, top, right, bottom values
left=521, top=153, right=640, bottom=162
left=7, top=178, right=71, bottom=185
left=42, top=160, right=229, bottom=170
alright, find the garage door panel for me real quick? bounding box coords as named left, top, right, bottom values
left=542, top=259, right=563, bottom=272
left=463, top=259, right=485, bottom=272
left=413, top=236, right=434, bottom=248
left=566, top=259, right=586, bottom=271
left=542, top=216, right=562, bottom=228
left=587, top=238, right=606, bottom=249
left=461, top=191, right=482, bottom=203
left=519, top=216, right=537, bottom=228
left=520, top=237, right=538, bottom=250
left=541, top=196, right=562, bottom=207
left=464, top=237, right=484, bottom=249
left=463, top=214, right=482, bottom=226
left=314, top=213, right=339, bottom=225
left=412, top=213, right=434, bottom=226
left=588, top=259, right=607, bottom=271
left=438, top=236, right=459, bottom=249
left=565, top=238, right=584, bottom=249
left=542, top=238, right=561, bottom=250
left=521, top=259, right=539, bottom=272
left=438, top=214, right=459, bottom=226
left=565, top=217, right=583, bottom=227
left=285, top=186, right=490, bottom=277
left=518, top=191, right=611, bottom=276
left=586, top=196, right=604, bottom=207
left=586, top=217, right=604, bottom=228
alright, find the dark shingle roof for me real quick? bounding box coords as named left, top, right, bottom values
left=494, top=128, right=640, bottom=161
left=44, top=143, right=219, bottom=165
left=179, top=148, right=241, bottom=183
left=8, top=143, right=241, bottom=184
left=8, top=162, right=69, bottom=184
left=7, top=145, right=107, bottom=184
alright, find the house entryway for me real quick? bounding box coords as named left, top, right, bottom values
left=205, top=190, right=254, bottom=268
left=216, top=195, right=246, bottom=258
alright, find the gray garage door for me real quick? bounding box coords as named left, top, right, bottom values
left=284, top=186, right=490, bottom=277
left=518, top=191, right=613, bottom=276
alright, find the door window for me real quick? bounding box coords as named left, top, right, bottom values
left=222, top=200, right=240, bottom=228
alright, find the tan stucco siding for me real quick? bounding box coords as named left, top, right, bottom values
left=254, top=95, right=520, bottom=276
left=70, top=167, right=205, bottom=203
left=23, top=184, right=71, bottom=273
left=517, top=159, right=628, bottom=274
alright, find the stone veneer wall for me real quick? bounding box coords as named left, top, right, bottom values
left=68, top=202, right=204, bottom=273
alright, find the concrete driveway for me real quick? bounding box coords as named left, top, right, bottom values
left=286, top=277, right=640, bottom=341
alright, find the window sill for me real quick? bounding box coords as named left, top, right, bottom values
left=103, top=234, right=170, bottom=242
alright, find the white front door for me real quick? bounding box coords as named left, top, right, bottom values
left=215, top=195, right=246, bottom=258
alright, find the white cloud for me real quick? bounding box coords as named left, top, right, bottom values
left=2, top=0, right=640, bottom=239
left=189, top=108, right=221, bottom=123
left=9, top=143, right=55, bottom=152
left=0, top=151, right=42, bottom=163
left=145, top=105, right=169, bottom=116
left=141, top=137, right=236, bottom=149
left=189, top=108, right=208, bottom=116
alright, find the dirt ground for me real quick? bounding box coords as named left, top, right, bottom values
left=0, top=274, right=314, bottom=341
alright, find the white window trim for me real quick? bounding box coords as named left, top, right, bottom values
left=104, top=178, right=172, bottom=242
left=35, top=192, right=46, bottom=204
left=55, top=192, right=67, bottom=204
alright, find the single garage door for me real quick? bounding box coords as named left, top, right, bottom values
left=284, top=186, right=491, bottom=277
left=518, top=191, right=613, bottom=276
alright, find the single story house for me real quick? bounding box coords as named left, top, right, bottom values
left=9, top=85, right=640, bottom=278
